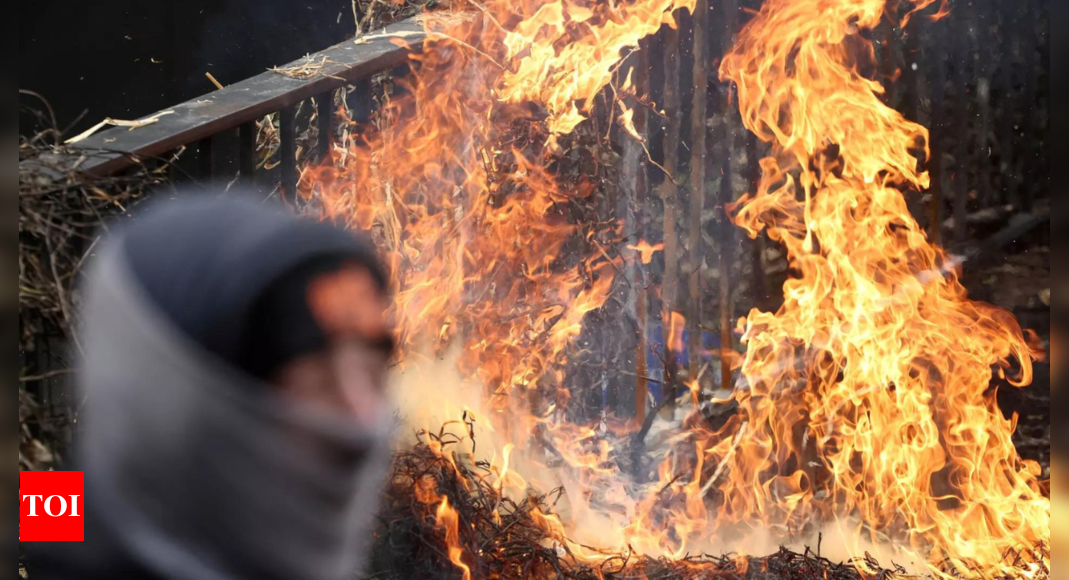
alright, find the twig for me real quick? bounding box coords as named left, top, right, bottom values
left=44, top=210, right=85, bottom=359
left=205, top=72, right=225, bottom=90
left=427, top=32, right=504, bottom=70
left=20, top=369, right=74, bottom=383
left=65, top=110, right=176, bottom=144
left=19, top=90, right=58, bottom=136
left=700, top=422, right=748, bottom=497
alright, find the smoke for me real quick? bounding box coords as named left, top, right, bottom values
left=384, top=347, right=934, bottom=570
left=386, top=348, right=642, bottom=557
left=388, top=347, right=491, bottom=455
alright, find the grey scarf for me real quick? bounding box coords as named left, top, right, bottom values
left=76, top=240, right=391, bottom=580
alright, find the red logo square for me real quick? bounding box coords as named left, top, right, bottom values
left=20, top=471, right=85, bottom=542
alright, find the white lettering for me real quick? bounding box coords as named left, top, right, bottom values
left=44, top=496, right=68, bottom=517
left=22, top=495, right=44, bottom=517
left=68, top=495, right=81, bottom=517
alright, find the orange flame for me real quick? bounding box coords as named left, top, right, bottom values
left=436, top=497, right=472, bottom=580
left=300, top=0, right=699, bottom=439
left=628, top=240, right=665, bottom=265
left=303, top=0, right=1048, bottom=577
left=715, top=0, right=1049, bottom=576
left=498, top=0, right=696, bottom=135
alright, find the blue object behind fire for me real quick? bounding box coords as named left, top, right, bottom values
left=643, top=323, right=721, bottom=404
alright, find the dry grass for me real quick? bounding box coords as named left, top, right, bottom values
left=365, top=422, right=1053, bottom=580
left=270, top=55, right=346, bottom=81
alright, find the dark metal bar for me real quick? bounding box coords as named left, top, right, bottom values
left=617, top=42, right=650, bottom=423
left=317, top=90, right=335, bottom=161
left=928, top=15, right=948, bottom=245
left=718, top=0, right=739, bottom=391
left=971, top=0, right=993, bottom=207
left=280, top=105, right=298, bottom=204
left=687, top=0, right=709, bottom=378
left=746, top=133, right=770, bottom=312
left=998, top=0, right=1019, bottom=209
left=346, top=78, right=376, bottom=124
left=660, top=14, right=682, bottom=388
left=952, top=11, right=970, bottom=245
left=239, top=122, right=256, bottom=183
left=1020, top=0, right=1040, bottom=212
left=901, top=9, right=927, bottom=229
left=198, top=136, right=214, bottom=183
left=58, top=18, right=425, bottom=177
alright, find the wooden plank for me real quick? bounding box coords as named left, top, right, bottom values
left=63, top=18, right=425, bottom=177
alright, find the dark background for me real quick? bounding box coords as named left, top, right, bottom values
left=19, top=0, right=356, bottom=136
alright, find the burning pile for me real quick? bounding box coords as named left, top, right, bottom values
left=367, top=417, right=931, bottom=580
left=301, top=0, right=1050, bottom=578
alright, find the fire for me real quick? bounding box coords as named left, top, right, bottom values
left=302, top=0, right=683, bottom=437
left=628, top=240, right=665, bottom=265
left=436, top=497, right=473, bottom=580
left=302, top=0, right=1049, bottom=577
left=498, top=0, right=696, bottom=135
left=717, top=0, right=1049, bottom=576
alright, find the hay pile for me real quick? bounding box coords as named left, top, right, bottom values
left=18, top=106, right=179, bottom=470
left=364, top=422, right=954, bottom=580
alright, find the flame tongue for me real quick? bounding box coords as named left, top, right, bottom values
left=304, top=0, right=697, bottom=415
left=499, top=0, right=696, bottom=135
left=717, top=0, right=1049, bottom=576
left=306, top=0, right=1049, bottom=577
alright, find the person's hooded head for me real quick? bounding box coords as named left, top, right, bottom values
left=65, top=194, right=395, bottom=580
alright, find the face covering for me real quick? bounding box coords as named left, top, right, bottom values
left=76, top=239, right=393, bottom=580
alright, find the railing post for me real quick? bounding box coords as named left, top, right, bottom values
left=198, top=136, right=214, bottom=183
left=318, top=90, right=335, bottom=162
left=280, top=105, right=298, bottom=204
left=239, top=122, right=256, bottom=184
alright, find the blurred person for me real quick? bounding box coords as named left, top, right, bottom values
left=29, top=194, right=396, bottom=580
